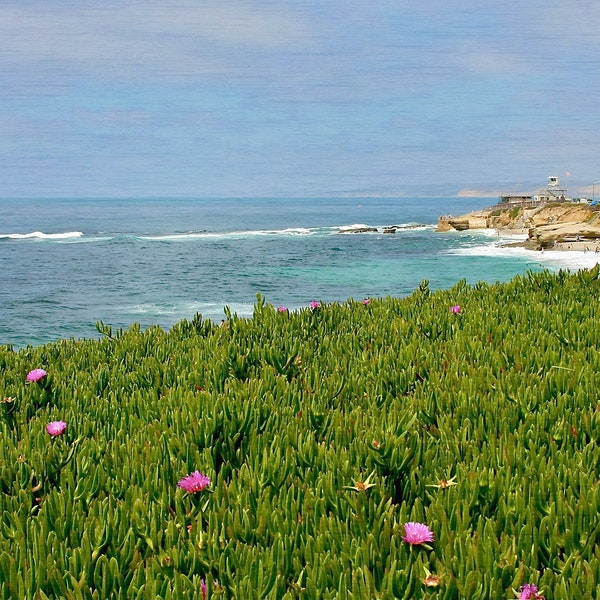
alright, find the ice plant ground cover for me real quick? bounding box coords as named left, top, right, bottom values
left=1, top=267, right=600, bottom=598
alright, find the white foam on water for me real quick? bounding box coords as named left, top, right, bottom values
left=0, top=231, right=84, bottom=240
left=338, top=223, right=372, bottom=232
left=446, top=239, right=600, bottom=271
left=337, top=223, right=432, bottom=233
left=138, top=227, right=316, bottom=241
left=124, top=301, right=256, bottom=320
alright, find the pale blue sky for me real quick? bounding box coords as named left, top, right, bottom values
left=1, top=1, right=599, bottom=198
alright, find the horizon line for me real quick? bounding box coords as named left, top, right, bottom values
left=0, top=193, right=499, bottom=200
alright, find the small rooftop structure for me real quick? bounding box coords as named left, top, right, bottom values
left=499, top=193, right=533, bottom=205
left=499, top=176, right=569, bottom=206
left=548, top=176, right=560, bottom=187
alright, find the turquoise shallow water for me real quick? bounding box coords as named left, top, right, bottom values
left=1, top=197, right=597, bottom=348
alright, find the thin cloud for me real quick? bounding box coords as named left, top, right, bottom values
left=0, top=2, right=317, bottom=80
left=535, top=2, right=600, bottom=43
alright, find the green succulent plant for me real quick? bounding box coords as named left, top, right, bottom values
left=1, top=269, right=599, bottom=598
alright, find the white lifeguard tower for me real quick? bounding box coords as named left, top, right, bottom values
left=534, top=176, right=567, bottom=203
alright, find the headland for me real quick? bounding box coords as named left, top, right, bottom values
left=438, top=177, right=600, bottom=252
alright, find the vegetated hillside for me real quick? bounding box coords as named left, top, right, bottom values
left=1, top=268, right=599, bottom=599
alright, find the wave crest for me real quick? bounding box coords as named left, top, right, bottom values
left=0, top=231, right=84, bottom=240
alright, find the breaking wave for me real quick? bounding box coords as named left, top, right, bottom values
left=0, top=231, right=84, bottom=240
left=1, top=223, right=433, bottom=244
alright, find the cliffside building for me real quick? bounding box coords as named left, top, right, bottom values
left=499, top=176, right=568, bottom=207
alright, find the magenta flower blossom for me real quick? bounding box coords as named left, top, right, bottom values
left=26, top=369, right=47, bottom=382
left=362, top=298, right=371, bottom=305
left=177, top=471, right=211, bottom=493
left=517, top=584, right=545, bottom=600
left=200, top=578, right=220, bottom=599
left=309, top=301, right=321, bottom=309
left=402, top=522, right=434, bottom=545
left=46, top=421, right=67, bottom=436
left=449, top=305, right=461, bottom=314
left=277, top=306, right=288, bottom=312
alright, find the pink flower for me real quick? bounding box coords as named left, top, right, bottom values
left=449, top=305, right=461, bottom=314
left=277, top=306, right=288, bottom=312
left=402, top=522, right=434, bottom=545
left=177, top=471, right=211, bottom=493
left=200, top=578, right=220, bottom=598
left=309, top=301, right=321, bottom=309
left=362, top=298, right=371, bottom=305
left=517, top=584, right=545, bottom=600
left=46, top=421, right=67, bottom=436
left=26, top=369, right=47, bottom=382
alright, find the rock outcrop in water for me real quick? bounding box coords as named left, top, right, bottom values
left=338, top=226, right=378, bottom=234
left=438, top=202, right=600, bottom=250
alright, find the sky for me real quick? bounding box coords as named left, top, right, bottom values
left=1, top=1, right=599, bottom=198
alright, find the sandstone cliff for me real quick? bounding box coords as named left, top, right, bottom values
left=438, top=202, right=600, bottom=250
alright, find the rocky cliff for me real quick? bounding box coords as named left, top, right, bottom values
left=438, top=202, right=600, bottom=250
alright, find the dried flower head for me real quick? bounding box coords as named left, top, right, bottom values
left=46, top=421, right=67, bottom=436
left=344, top=472, right=376, bottom=492
left=402, top=522, right=434, bottom=545
left=352, top=480, right=375, bottom=492
left=422, top=572, right=441, bottom=587
left=177, top=471, right=212, bottom=493
left=26, top=369, right=47, bottom=382
left=427, top=475, right=458, bottom=490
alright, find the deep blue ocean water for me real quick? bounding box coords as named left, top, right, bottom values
left=1, top=197, right=598, bottom=348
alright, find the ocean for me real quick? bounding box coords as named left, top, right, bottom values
left=1, top=196, right=598, bottom=348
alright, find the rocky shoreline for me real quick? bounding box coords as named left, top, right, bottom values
left=438, top=202, right=600, bottom=251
